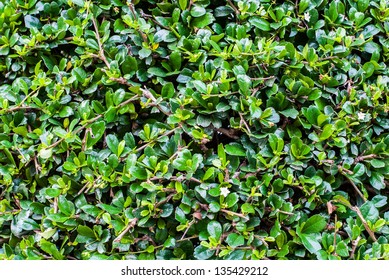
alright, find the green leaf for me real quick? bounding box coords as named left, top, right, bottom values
left=300, top=233, right=321, bottom=254
left=190, top=5, right=206, bottom=17
left=39, top=240, right=64, bottom=260
left=106, top=134, right=119, bottom=155
left=225, top=143, right=246, bottom=157
left=72, top=67, right=87, bottom=83
left=58, top=195, right=75, bottom=217
left=301, top=215, right=327, bottom=234
left=87, top=121, right=106, bottom=148
left=280, top=108, right=299, bottom=119
left=319, top=124, right=335, bottom=141
left=241, top=203, right=255, bottom=214
left=86, top=39, right=99, bottom=51
left=370, top=172, right=385, bottom=190
left=360, top=201, right=379, bottom=222
left=117, top=140, right=125, bottom=157
left=192, top=80, right=207, bottom=93
left=45, top=188, right=61, bottom=198
left=24, top=15, right=41, bottom=29
left=39, top=148, right=53, bottom=159
left=226, top=233, right=245, bottom=247
left=148, top=67, right=167, bottom=77
left=77, top=225, right=95, bottom=238
left=215, top=6, right=234, bottom=17
left=179, top=0, right=187, bottom=10
left=175, top=207, right=186, bottom=224
left=353, top=163, right=366, bottom=177
left=249, top=17, right=271, bottom=31
left=237, top=74, right=251, bottom=95
left=207, top=221, right=222, bottom=240
left=71, top=0, right=85, bottom=7
left=170, top=51, right=182, bottom=70
left=336, top=241, right=349, bottom=257
left=104, top=107, right=117, bottom=123
left=192, top=13, right=215, bottom=28
left=370, top=159, right=385, bottom=168
left=194, top=245, right=215, bottom=260
left=225, top=193, right=239, bottom=208
left=59, top=106, right=74, bottom=118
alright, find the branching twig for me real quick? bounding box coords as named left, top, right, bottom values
left=91, top=16, right=111, bottom=69
left=140, top=87, right=171, bottom=116
left=354, top=154, right=378, bottom=164
left=135, top=128, right=178, bottom=153
left=155, top=193, right=176, bottom=209
left=180, top=219, right=196, bottom=240
left=351, top=206, right=377, bottom=242
left=226, top=0, right=240, bottom=17
left=46, top=95, right=139, bottom=151
left=114, top=218, right=138, bottom=243
left=220, top=209, right=249, bottom=220
left=346, top=177, right=366, bottom=202
left=350, top=236, right=361, bottom=259
left=46, top=114, right=103, bottom=150
left=239, top=112, right=251, bottom=134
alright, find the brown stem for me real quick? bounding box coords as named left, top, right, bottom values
left=155, top=193, right=176, bottom=209
left=91, top=16, right=111, bottom=69
left=114, top=218, right=138, bottom=243
left=140, top=87, right=171, bottom=116
left=226, top=0, right=240, bottom=16
left=333, top=214, right=338, bottom=256
left=351, top=206, right=377, bottom=242
left=220, top=209, right=249, bottom=220
left=354, top=154, right=378, bottom=164
left=346, top=177, right=366, bottom=202
left=135, top=128, right=178, bottom=153
left=180, top=219, right=196, bottom=240
left=350, top=236, right=361, bottom=259
left=2, top=106, right=41, bottom=113
left=251, top=76, right=275, bottom=81
left=46, top=114, right=103, bottom=150
left=239, top=112, right=251, bottom=134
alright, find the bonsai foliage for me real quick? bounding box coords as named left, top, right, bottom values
left=0, top=0, right=388, bottom=260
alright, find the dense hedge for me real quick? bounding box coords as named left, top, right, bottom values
left=0, top=0, right=388, bottom=260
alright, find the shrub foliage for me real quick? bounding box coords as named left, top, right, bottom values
left=0, top=0, right=388, bottom=260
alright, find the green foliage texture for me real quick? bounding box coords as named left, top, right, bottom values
left=0, top=0, right=389, bottom=260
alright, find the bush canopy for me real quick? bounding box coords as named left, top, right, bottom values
left=0, top=0, right=388, bottom=260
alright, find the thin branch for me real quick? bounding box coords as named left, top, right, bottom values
left=91, top=16, right=110, bottom=69
left=2, top=106, right=41, bottom=113
left=333, top=214, right=338, bottom=257
left=46, top=114, right=103, bottom=150
left=123, top=235, right=199, bottom=255
left=110, top=77, right=132, bottom=86
left=350, top=236, right=361, bottom=259
left=140, top=87, right=171, bottom=116
left=346, top=177, right=366, bottom=202
left=250, top=76, right=275, bottom=81
left=216, top=127, right=240, bottom=139
left=351, top=206, right=377, bottom=242
left=226, top=0, right=240, bottom=16
left=155, top=193, right=176, bottom=209
left=354, top=154, right=378, bottom=164
left=180, top=219, right=196, bottom=240
left=45, top=95, right=139, bottom=151
left=277, top=210, right=295, bottom=216
left=135, top=128, right=178, bottom=153
left=220, top=209, right=249, bottom=220
left=239, top=112, right=251, bottom=134
left=53, top=197, right=58, bottom=214
left=114, top=218, right=138, bottom=243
